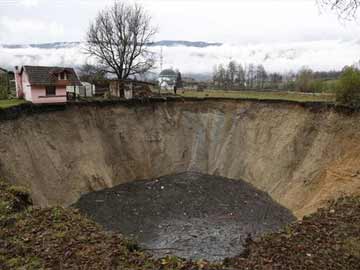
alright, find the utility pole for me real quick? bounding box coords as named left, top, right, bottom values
left=160, top=47, right=164, bottom=72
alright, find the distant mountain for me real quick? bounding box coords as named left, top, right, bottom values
left=1, top=40, right=222, bottom=49
left=149, top=40, right=222, bottom=48
left=1, top=42, right=81, bottom=49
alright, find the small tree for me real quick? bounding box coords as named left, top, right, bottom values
left=255, top=64, right=267, bottom=89
left=236, top=64, right=246, bottom=89
left=0, top=73, right=9, bottom=100
left=247, top=64, right=256, bottom=89
left=227, top=61, right=237, bottom=89
left=85, top=1, right=157, bottom=80
left=217, top=64, right=226, bottom=89
left=336, top=67, right=360, bottom=106
left=296, top=68, right=314, bottom=92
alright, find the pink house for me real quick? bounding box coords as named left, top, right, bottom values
left=15, top=65, right=81, bottom=104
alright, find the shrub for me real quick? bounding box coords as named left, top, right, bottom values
left=0, top=73, right=9, bottom=99
left=295, top=68, right=313, bottom=92
left=308, top=80, right=324, bottom=93
left=336, top=67, right=360, bottom=107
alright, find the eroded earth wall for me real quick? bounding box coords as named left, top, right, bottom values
left=1, top=100, right=360, bottom=217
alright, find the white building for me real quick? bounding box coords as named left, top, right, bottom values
left=158, top=69, right=178, bottom=91
left=66, top=81, right=95, bottom=97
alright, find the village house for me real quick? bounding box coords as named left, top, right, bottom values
left=15, top=65, right=81, bottom=104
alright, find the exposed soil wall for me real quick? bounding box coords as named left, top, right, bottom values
left=1, top=99, right=360, bottom=217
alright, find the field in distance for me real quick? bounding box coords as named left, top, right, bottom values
left=180, top=90, right=335, bottom=103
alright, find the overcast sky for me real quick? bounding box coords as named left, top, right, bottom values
left=0, top=0, right=359, bottom=44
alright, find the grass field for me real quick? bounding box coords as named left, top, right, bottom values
left=180, top=90, right=335, bottom=103
left=0, top=99, right=26, bottom=109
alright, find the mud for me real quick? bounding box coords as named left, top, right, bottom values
left=73, top=172, right=295, bottom=261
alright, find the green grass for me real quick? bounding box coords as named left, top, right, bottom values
left=180, top=90, right=335, bottom=103
left=0, top=99, right=26, bottom=109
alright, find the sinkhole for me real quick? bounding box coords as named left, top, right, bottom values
left=73, top=172, right=295, bottom=261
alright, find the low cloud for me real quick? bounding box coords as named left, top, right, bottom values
left=0, top=39, right=359, bottom=74
left=158, top=39, right=360, bottom=74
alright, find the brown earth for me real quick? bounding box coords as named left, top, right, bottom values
left=0, top=100, right=360, bottom=217
left=1, top=177, right=359, bottom=269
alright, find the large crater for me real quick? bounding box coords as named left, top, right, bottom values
left=1, top=99, right=360, bottom=218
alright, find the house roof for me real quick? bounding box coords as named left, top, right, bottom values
left=22, top=65, right=82, bottom=86
left=159, top=69, right=177, bottom=77
left=0, top=67, right=8, bottom=74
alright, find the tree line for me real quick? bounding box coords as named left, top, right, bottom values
left=211, top=60, right=357, bottom=92
left=212, top=61, right=267, bottom=90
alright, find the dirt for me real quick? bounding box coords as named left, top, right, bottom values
left=1, top=99, right=360, bottom=218
left=225, top=196, right=360, bottom=269
left=2, top=177, right=360, bottom=269
left=73, top=172, right=295, bottom=261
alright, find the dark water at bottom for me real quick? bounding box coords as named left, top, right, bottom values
left=74, top=172, right=295, bottom=261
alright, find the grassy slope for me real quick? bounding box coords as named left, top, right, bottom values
left=0, top=99, right=26, bottom=109
left=180, top=90, right=335, bottom=103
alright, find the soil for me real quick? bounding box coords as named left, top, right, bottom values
left=225, top=196, right=360, bottom=270
left=73, top=172, right=295, bottom=261
left=2, top=177, right=360, bottom=269
left=2, top=100, right=360, bottom=218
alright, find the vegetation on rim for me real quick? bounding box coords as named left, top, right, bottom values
left=180, top=90, right=335, bottom=103
left=0, top=73, right=10, bottom=100
left=0, top=99, right=26, bottom=109
left=335, top=67, right=360, bottom=107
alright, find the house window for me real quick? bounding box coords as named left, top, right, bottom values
left=46, top=86, right=56, bottom=96
left=59, top=72, right=67, bottom=80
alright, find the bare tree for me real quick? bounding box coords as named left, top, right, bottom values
left=85, top=1, right=157, bottom=80
left=227, top=61, right=237, bottom=89
left=255, top=65, right=267, bottom=89
left=247, top=64, right=256, bottom=89
left=217, top=64, right=226, bottom=89
left=236, top=64, right=246, bottom=89
left=318, top=0, right=360, bottom=19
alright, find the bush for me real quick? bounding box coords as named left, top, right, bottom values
left=0, top=73, right=9, bottom=99
left=295, top=68, right=313, bottom=92
left=336, top=67, right=360, bottom=107
left=308, top=80, right=324, bottom=93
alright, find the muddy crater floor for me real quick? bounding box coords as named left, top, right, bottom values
left=73, top=172, right=295, bottom=261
